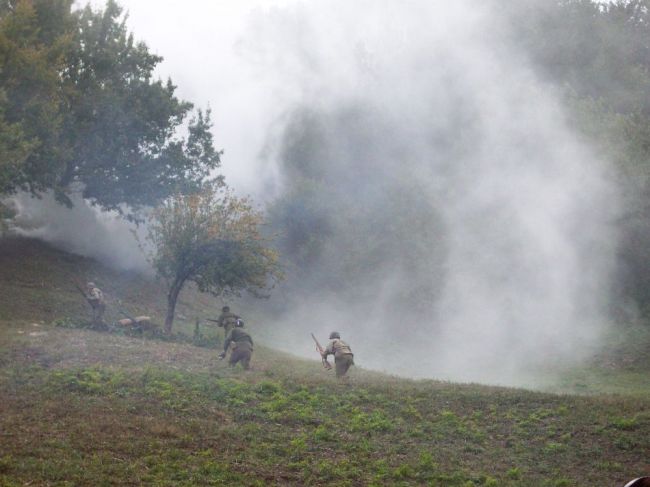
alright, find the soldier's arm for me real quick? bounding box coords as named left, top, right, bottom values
left=223, top=333, right=233, bottom=352
left=323, top=341, right=334, bottom=357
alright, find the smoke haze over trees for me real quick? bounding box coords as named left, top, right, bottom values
left=257, top=0, right=650, bottom=383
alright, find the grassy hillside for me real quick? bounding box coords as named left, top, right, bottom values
left=1, top=238, right=649, bottom=486
left=0, top=237, right=218, bottom=335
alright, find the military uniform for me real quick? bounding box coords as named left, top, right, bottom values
left=222, top=327, right=254, bottom=370
left=324, top=337, right=354, bottom=378
left=86, top=283, right=106, bottom=324
left=216, top=309, right=240, bottom=336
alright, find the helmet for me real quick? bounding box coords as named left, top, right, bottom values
left=87, top=282, right=95, bottom=288
left=222, top=306, right=230, bottom=312
left=236, top=319, right=245, bottom=327
left=329, top=331, right=340, bottom=339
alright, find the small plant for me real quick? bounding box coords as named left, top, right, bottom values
left=313, top=424, right=334, bottom=442
left=52, top=317, right=85, bottom=329
left=391, top=464, right=415, bottom=480
left=610, top=416, right=638, bottom=431
left=0, top=455, right=13, bottom=474
left=256, top=380, right=281, bottom=395
left=544, top=442, right=567, bottom=454
left=507, top=467, right=521, bottom=479
left=483, top=476, right=498, bottom=486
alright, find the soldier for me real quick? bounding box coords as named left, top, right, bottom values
left=218, top=319, right=253, bottom=370
left=321, top=331, right=354, bottom=378
left=216, top=305, right=240, bottom=338
left=86, top=282, right=106, bottom=325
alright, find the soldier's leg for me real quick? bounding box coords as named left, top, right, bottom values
left=240, top=351, right=252, bottom=370
left=228, top=349, right=239, bottom=367
left=228, top=348, right=250, bottom=367
left=335, top=355, right=353, bottom=378
left=97, top=303, right=106, bottom=322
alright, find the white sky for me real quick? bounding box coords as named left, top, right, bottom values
left=82, top=0, right=297, bottom=196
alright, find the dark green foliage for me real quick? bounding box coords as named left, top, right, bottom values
left=0, top=0, right=70, bottom=194
left=0, top=0, right=221, bottom=218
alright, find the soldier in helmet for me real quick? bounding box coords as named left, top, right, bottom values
left=322, top=331, right=354, bottom=378
left=85, top=282, right=106, bottom=325
left=218, top=319, right=253, bottom=370
left=216, top=305, right=241, bottom=339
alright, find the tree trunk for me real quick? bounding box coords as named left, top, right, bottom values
left=164, top=278, right=184, bottom=334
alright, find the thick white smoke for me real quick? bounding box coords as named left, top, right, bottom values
left=7, top=192, right=150, bottom=273
left=244, top=0, right=620, bottom=385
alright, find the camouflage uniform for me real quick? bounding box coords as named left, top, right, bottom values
left=86, top=283, right=106, bottom=324
left=216, top=308, right=240, bottom=337
left=222, top=328, right=254, bottom=370
left=324, top=338, right=354, bottom=378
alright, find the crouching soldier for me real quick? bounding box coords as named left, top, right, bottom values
left=322, top=332, right=354, bottom=378
left=218, top=319, right=253, bottom=370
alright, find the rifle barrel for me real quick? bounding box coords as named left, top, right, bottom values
left=311, top=333, right=332, bottom=370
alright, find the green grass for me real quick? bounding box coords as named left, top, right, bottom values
left=1, top=324, right=649, bottom=486
left=1, top=237, right=650, bottom=485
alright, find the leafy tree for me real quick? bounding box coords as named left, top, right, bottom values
left=0, top=0, right=221, bottom=219
left=0, top=0, right=70, bottom=194
left=56, top=1, right=222, bottom=216
left=146, top=186, right=283, bottom=334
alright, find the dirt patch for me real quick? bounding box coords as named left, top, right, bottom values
left=6, top=345, right=58, bottom=368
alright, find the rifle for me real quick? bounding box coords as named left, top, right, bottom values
left=311, top=333, right=332, bottom=370
left=72, top=281, right=92, bottom=306
left=205, top=318, right=221, bottom=325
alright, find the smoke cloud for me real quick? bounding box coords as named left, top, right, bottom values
left=243, top=0, right=620, bottom=385
left=7, top=192, right=150, bottom=274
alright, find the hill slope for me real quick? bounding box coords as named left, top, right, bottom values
left=1, top=238, right=649, bottom=486
left=0, top=237, right=218, bottom=331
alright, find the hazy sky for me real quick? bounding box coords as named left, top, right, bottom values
left=83, top=0, right=297, bottom=196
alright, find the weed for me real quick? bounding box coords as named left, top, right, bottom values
left=0, top=455, right=13, bottom=474
left=544, top=442, right=568, bottom=454
left=611, top=416, right=638, bottom=430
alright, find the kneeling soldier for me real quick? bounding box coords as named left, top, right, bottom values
left=218, top=319, right=253, bottom=370
left=322, top=331, right=354, bottom=378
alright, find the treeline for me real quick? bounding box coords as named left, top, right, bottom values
left=505, top=0, right=650, bottom=312
left=0, top=0, right=220, bottom=220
